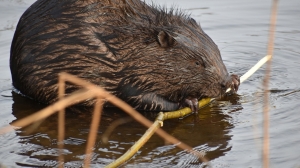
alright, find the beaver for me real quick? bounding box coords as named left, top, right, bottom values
left=10, top=0, right=239, bottom=112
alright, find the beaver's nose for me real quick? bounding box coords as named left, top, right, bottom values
left=230, top=74, right=240, bottom=92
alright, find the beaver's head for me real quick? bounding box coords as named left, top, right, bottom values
left=107, top=2, right=239, bottom=110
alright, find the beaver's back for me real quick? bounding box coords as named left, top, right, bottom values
left=11, top=0, right=126, bottom=104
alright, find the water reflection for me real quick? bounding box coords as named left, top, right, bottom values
left=11, top=91, right=242, bottom=167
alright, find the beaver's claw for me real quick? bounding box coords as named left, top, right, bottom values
left=230, top=74, right=240, bottom=93
left=184, top=98, right=199, bottom=113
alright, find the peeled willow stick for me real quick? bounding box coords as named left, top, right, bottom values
left=106, top=54, right=273, bottom=167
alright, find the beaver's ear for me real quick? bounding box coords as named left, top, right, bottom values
left=157, top=31, right=174, bottom=48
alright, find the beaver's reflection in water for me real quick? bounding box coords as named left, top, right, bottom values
left=11, top=92, right=241, bottom=167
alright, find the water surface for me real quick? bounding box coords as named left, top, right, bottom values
left=0, top=0, right=299, bottom=167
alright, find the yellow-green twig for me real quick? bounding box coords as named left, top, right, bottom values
left=106, top=98, right=212, bottom=167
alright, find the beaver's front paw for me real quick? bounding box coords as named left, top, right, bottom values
left=230, top=74, right=240, bottom=93
left=182, top=98, right=199, bottom=113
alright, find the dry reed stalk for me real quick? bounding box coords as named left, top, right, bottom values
left=263, top=0, right=278, bottom=167
left=0, top=89, right=96, bottom=135
left=84, top=97, right=104, bottom=167
left=58, top=71, right=66, bottom=168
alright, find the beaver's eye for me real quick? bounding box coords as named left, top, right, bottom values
left=195, top=60, right=206, bottom=68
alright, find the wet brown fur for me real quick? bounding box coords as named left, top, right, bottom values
left=10, top=0, right=236, bottom=111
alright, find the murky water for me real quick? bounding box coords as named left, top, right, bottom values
left=1, top=0, right=300, bottom=167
